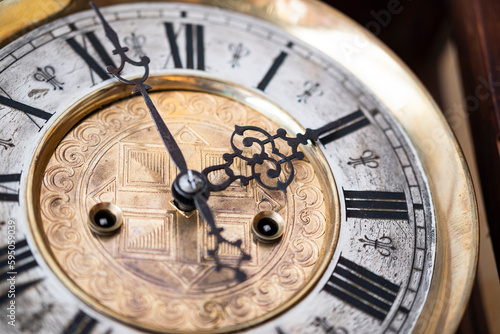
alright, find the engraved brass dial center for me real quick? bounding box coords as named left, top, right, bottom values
left=30, top=87, right=339, bottom=332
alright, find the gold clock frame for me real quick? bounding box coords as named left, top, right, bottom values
left=1, top=0, right=479, bottom=333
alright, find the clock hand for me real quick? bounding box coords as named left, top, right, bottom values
left=202, top=121, right=340, bottom=193
left=90, top=2, right=188, bottom=172
left=193, top=191, right=250, bottom=281
left=172, top=170, right=250, bottom=282
left=91, top=2, right=251, bottom=281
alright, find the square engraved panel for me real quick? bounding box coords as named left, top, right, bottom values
left=119, top=210, right=175, bottom=259
left=120, top=142, right=174, bottom=191
left=202, top=213, right=256, bottom=265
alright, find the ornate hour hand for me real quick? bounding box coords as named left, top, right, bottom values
left=202, top=120, right=347, bottom=193
left=91, top=2, right=250, bottom=281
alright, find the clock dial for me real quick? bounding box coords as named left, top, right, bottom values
left=33, top=88, right=338, bottom=332
left=0, top=1, right=476, bottom=334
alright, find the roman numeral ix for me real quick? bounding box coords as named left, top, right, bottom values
left=323, top=256, right=400, bottom=321
left=0, top=173, right=21, bottom=203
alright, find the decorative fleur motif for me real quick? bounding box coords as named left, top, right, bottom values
left=359, top=235, right=396, bottom=257
left=347, top=149, right=380, bottom=168
left=228, top=43, right=250, bottom=67
left=124, top=32, right=147, bottom=58
left=297, top=81, right=323, bottom=103
left=312, top=317, right=349, bottom=334
left=0, top=138, right=14, bottom=150
left=34, top=66, right=64, bottom=90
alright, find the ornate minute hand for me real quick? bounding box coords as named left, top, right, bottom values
left=90, top=2, right=187, bottom=172
left=91, top=3, right=250, bottom=281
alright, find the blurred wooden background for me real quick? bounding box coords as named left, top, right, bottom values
left=321, top=0, right=500, bottom=333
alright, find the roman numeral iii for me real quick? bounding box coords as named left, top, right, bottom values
left=344, top=189, right=409, bottom=220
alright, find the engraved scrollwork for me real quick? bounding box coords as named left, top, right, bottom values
left=246, top=116, right=276, bottom=133
left=54, top=140, right=86, bottom=167
left=89, top=271, right=123, bottom=301
left=45, top=220, right=80, bottom=249
left=99, top=106, right=129, bottom=130
left=216, top=100, right=246, bottom=124
left=290, top=237, right=319, bottom=267
left=152, top=91, right=182, bottom=116
left=194, top=300, right=224, bottom=329
left=123, top=97, right=150, bottom=119
left=41, top=193, right=74, bottom=221
left=289, top=159, right=315, bottom=184
left=119, top=290, right=154, bottom=318
left=187, top=93, right=217, bottom=115
left=72, top=120, right=106, bottom=152
left=43, top=165, right=75, bottom=193
left=296, top=184, right=324, bottom=210
left=65, top=250, right=101, bottom=277
left=253, top=280, right=281, bottom=308
left=225, top=294, right=255, bottom=320
left=157, top=300, right=190, bottom=328
left=276, top=262, right=305, bottom=290
left=299, top=210, right=326, bottom=238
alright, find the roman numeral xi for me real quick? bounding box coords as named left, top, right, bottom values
left=66, top=31, right=117, bottom=83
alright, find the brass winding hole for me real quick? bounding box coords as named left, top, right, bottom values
left=252, top=211, right=284, bottom=243
left=88, top=202, right=123, bottom=236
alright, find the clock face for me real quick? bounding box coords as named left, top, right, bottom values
left=0, top=1, right=476, bottom=334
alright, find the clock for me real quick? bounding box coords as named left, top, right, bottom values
left=0, top=1, right=478, bottom=333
